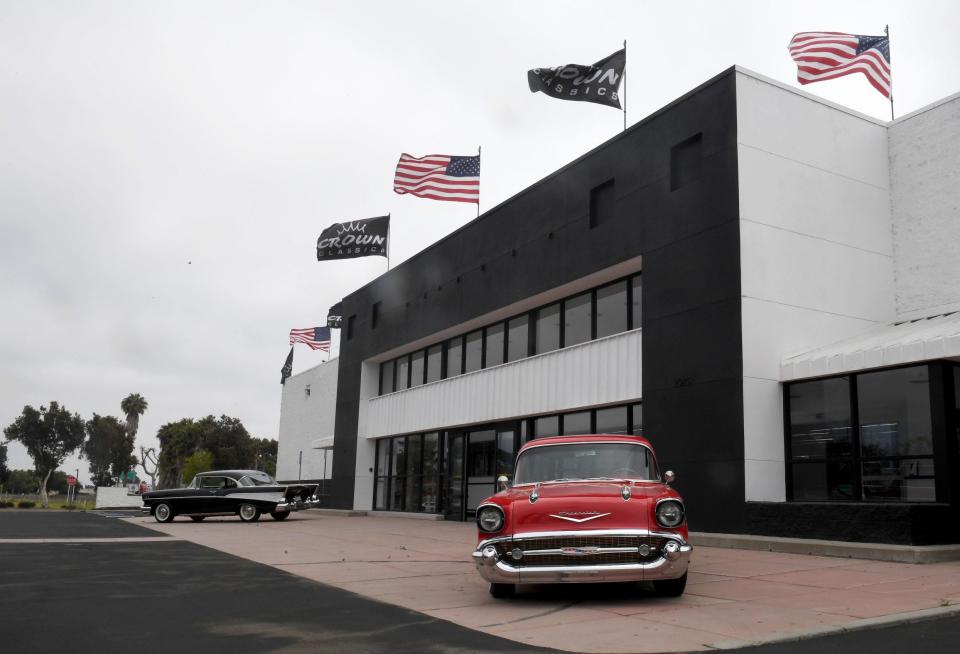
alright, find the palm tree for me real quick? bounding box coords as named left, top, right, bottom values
left=120, top=393, right=148, bottom=440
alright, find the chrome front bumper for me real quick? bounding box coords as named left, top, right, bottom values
left=273, top=496, right=322, bottom=512
left=471, top=531, right=692, bottom=585
left=140, top=505, right=151, bottom=515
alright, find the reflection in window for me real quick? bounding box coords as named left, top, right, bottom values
left=426, top=345, right=442, bottom=383
left=507, top=315, right=529, bottom=362
left=564, top=292, right=592, bottom=347
left=631, top=276, right=642, bottom=330
left=446, top=337, right=463, bottom=378
left=862, top=459, right=935, bottom=502
left=536, top=303, right=561, bottom=354
left=596, top=281, right=628, bottom=338
left=596, top=405, right=629, bottom=435
left=562, top=411, right=591, bottom=435
left=380, top=360, right=395, bottom=395
left=789, top=377, right=852, bottom=459
left=464, top=330, right=483, bottom=373
left=410, top=350, right=425, bottom=388
left=395, top=356, right=409, bottom=391
left=858, top=367, right=932, bottom=457
left=485, top=323, right=505, bottom=368
left=791, top=461, right=854, bottom=501
left=631, top=403, right=643, bottom=434
left=534, top=415, right=559, bottom=438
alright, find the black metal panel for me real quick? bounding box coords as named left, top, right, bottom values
left=330, top=67, right=742, bottom=511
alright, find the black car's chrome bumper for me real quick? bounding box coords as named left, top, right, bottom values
left=272, top=496, right=322, bottom=513
left=471, top=530, right=691, bottom=584
left=140, top=505, right=151, bottom=515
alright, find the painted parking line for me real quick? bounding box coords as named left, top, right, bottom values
left=0, top=536, right=182, bottom=544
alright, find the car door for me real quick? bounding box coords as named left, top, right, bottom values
left=212, top=476, right=241, bottom=514
left=196, top=475, right=226, bottom=513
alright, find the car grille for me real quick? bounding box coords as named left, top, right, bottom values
left=494, top=535, right=668, bottom=567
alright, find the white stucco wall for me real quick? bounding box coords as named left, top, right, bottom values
left=276, top=358, right=338, bottom=481
left=736, top=70, right=896, bottom=502
left=889, top=93, right=960, bottom=320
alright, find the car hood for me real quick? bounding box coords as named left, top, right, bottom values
left=504, top=481, right=663, bottom=533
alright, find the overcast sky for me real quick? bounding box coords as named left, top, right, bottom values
left=2, top=1, right=958, bottom=483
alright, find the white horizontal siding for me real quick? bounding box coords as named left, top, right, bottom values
left=363, top=330, right=642, bottom=438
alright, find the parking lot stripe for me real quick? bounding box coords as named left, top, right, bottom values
left=0, top=536, right=182, bottom=544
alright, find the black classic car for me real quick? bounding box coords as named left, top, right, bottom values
left=141, top=470, right=320, bottom=523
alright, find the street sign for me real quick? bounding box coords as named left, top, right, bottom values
left=67, top=475, right=77, bottom=487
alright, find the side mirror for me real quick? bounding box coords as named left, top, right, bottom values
left=497, top=475, right=511, bottom=491
left=663, top=470, right=676, bottom=486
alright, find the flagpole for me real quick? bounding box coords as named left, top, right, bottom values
left=885, top=25, right=894, bottom=121
left=477, top=145, right=481, bottom=218
left=386, top=213, right=391, bottom=271
left=622, top=39, right=627, bottom=132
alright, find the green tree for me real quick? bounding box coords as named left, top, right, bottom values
left=4, top=402, right=85, bottom=507
left=181, top=449, right=214, bottom=486
left=6, top=469, right=39, bottom=494
left=157, top=419, right=201, bottom=488
left=0, top=440, right=8, bottom=486
left=84, top=414, right=128, bottom=486
left=48, top=470, right=69, bottom=494
left=120, top=393, right=148, bottom=440
left=251, top=437, right=278, bottom=476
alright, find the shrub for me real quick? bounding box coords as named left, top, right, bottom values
left=17, top=500, right=36, bottom=509
left=61, top=504, right=77, bottom=511
left=0, top=501, right=14, bottom=508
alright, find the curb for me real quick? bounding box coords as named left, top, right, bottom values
left=709, top=603, right=960, bottom=650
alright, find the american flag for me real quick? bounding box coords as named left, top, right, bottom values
left=788, top=32, right=891, bottom=98
left=393, top=153, right=480, bottom=204
left=289, top=327, right=331, bottom=352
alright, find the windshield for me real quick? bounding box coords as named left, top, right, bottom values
left=513, top=442, right=657, bottom=484
left=238, top=472, right=277, bottom=487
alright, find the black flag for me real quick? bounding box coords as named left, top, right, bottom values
left=280, top=346, right=294, bottom=385
left=317, top=215, right=389, bottom=261
left=527, top=48, right=625, bottom=109
left=327, top=302, right=344, bottom=329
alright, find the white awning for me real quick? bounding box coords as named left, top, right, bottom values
left=781, top=312, right=960, bottom=381
left=311, top=436, right=335, bottom=450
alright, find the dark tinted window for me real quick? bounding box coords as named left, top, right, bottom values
left=564, top=292, right=592, bottom=347
left=670, top=132, right=702, bottom=191
left=858, top=366, right=932, bottom=457
left=589, top=179, right=616, bottom=228
left=562, top=411, right=591, bottom=435
left=446, top=337, right=463, bottom=378
left=409, top=350, right=425, bottom=388
left=534, top=415, right=559, bottom=438
left=535, top=303, right=560, bottom=354
left=595, top=405, right=629, bottom=435
left=631, top=403, right=642, bottom=434
left=792, top=461, right=854, bottom=501
left=507, top=315, right=529, bottom=362
left=788, top=377, right=852, bottom=459
left=596, top=281, right=628, bottom=338
left=425, top=345, right=442, bottom=383
left=464, top=330, right=483, bottom=373
left=380, top=360, right=395, bottom=395
left=630, top=276, right=642, bottom=330
left=485, top=323, right=505, bottom=367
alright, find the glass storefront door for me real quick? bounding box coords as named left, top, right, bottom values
left=442, top=432, right=465, bottom=520
left=466, top=429, right=496, bottom=518
left=440, top=422, right=518, bottom=521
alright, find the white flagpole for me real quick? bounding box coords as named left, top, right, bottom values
left=477, top=146, right=481, bottom=218
left=885, top=25, right=894, bottom=120
left=622, top=39, right=627, bottom=132
left=386, top=213, right=391, bottom=271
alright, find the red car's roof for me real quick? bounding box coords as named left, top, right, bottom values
left=518, top=434, right=652, bottom=452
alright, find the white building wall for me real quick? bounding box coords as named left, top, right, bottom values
left=276, top=358, right=338, bottom=481
left=889, top=93, right=960, bottom=320
left=735, top=70, right=896, bottom=501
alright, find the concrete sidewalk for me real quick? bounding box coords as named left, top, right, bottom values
left=127, top=512, right=960, bottom=653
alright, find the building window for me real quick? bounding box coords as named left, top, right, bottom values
left=409, top=350, right=425, bottom=388
left=534, top=415, right=559, bottom=438
left=506, top=315, right=529, bottom=362
left=786, top=365, right=937, bottom=503
left=374, top=433, right=441, bottom=514
left=589, top=179, right=615, bottom=228
left=380, top=360, right=395, bottom=395
left=372, top=302, right=381, bottom=329
left=535, top=303, right=561, bottom=354
left=630, top=403, right=642, bottom=435
left=596, top=405, right=629, bottom=435
left=596, top=281, right=628, bottom=338
left=446, top=336, right=463, bottom=378
left=395, top=355, right=410, bottom=391
left=304, top=384, right=311, bottom=399
left=564, top=292, right=592, bottom=347
left=562, top=410, right=591, bottom=435
left=630, top=275, right=642, bottom=330
left=346, top=314, right=356, bottom=340
left=425, top=345, right=442, bottom=383
left=670, top=132, right=702, bottom=191
left=464, top=330, right=483, bottom=373
left=484, top=322, right=505, bottom=368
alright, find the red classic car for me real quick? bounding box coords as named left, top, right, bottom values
left=472, top=434, right=691, bottom=598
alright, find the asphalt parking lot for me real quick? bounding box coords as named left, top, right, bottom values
left=0, top=510, right=551, bottom=653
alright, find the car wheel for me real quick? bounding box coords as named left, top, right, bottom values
left=238, top=503, right=261, bottom=522
left=652, top=572, right=687, bottom=597
left=270, top=511, right=290, bottom=521
left=154, top=502, right=174, bottom=523
left=190, top=516, right=206, bottom=522
left=489, top=583, right=515, bottom=599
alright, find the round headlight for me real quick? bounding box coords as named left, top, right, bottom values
left=477, top=505, right=505, bottom=533
left=656, top=500, right=684, bottom=528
